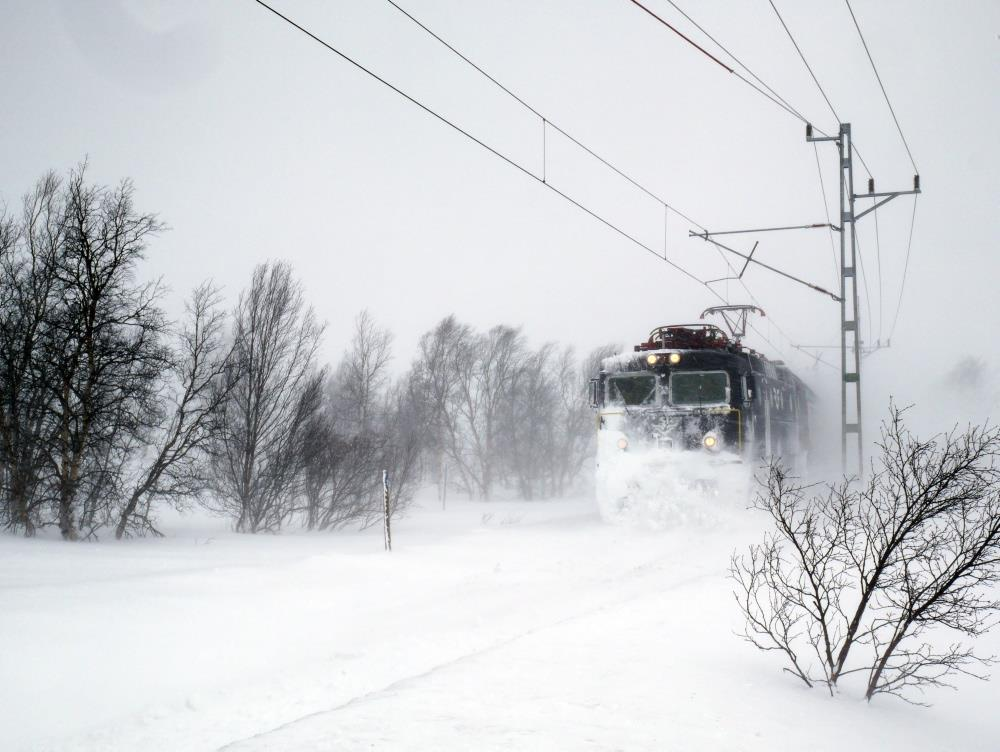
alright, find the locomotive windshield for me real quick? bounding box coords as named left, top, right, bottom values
left=669, top=371, right=729, bottom=406
left=607, top=372, right=657, bottom=406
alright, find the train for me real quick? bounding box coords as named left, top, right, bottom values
left=591, top=314, right=812, bottom=519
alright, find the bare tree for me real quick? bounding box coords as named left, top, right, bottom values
left=330, top=310, right=393, bottom=434
left=115, top=282, right=234, bottom=538
left=553, top=343, right=619, bottom=495
left=370, top=379, right=424, bottom=524
left=209, top=261, right=324, bottom=533
left=410, top=315, right=475, bottom=494
left=449, top=325, right=525, bottom=500
left=499, top=343, right=557, bottom=499
left=0, top=173, right=64, bottom=535
left=733, top=403, right=1000, bottom=703
left=301, top=410, right=370, bottom=530
left=410, top=318, right=608, bottom=502
left=43, top=167, right=169, bottom=540
left=302, top=311, right=420, bottom=530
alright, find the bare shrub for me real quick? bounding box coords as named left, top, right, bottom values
left=733, top=402, right=1000, bottom=703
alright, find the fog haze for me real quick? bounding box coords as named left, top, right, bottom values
left=2, top=0, right=998, bottom=432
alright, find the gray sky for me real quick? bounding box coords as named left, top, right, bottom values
left=2, top=1, right=998, bottom=418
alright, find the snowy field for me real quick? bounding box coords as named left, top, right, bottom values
left=2, top=493, right=999, bottom=752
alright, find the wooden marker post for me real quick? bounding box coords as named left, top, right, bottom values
left=382, top=469, right=392, bottom=552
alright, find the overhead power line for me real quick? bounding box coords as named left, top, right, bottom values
left=249, top=0, right=709, bottom=285
left=629, top=0, right=823, bottom=133
left=812, top=143, right=840, bottom=284
left=767, top=0, right=840, bottom=125
left=888, top=194, right=918, bottom=341
left=626, top=0, right=734, bottom=73
left=251, top=0, right=805, bottom=359
left=633, top=0, right=878, bottom=183
left=873, top=205, right=884, bottom=342
left=383, top=0, right=707, bottom=231
left=248, top=0, right=787, bottom=355
left=844, top=0, right=919, bottom=174
left=659, top=0, right=811, bottom=126
left=383, top=0, right=810, bottom=359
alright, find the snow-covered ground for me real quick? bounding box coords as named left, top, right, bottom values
left=2, top=493, right=998, bottom=751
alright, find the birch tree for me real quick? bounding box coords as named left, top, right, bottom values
left=210, top=261, right=324, bottom=533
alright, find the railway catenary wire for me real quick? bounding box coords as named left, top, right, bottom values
left=766, top=0, right=901, bottom=348
left=844, top=0, right=919, bottom=174
left=633, top=0, right=816, bottom=132
left=640, top=0, right=918, bottom=353
left=874, top=205, right=883, bottom=342
left=383, top=0, right=748, bottom=307
left=766, top=0, right=876, bottom=179
left=812, top=143, right=840, bottom=285
left=250, top=0, right=806, bottom=360
left=383, top=0, right=807, bottom=357
left=845, top=0, right=920, bottom=344
left=767, top=0, right=840, bottom=125
left=639, top=0, right=867, bottom=308
left=622, top=0, right=889, bottom=354
left=887, top=194, right=918, bottom=342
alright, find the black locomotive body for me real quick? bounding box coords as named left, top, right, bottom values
left=593, top=324, right=811, bottom=467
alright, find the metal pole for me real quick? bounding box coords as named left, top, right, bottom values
left=846, top=127, right=864, bottom=475
left=838, top=124, right=849, bottom=472
left=382, top=469, right=392, bottom=552
left=836, top=123, right=863, bottom=476
left=806, top=123, right=920, bottom=477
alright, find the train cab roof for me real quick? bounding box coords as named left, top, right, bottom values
left=600, top=322, right=815, bottom=401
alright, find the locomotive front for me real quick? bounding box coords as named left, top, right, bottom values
left=592, top=324, right=759, bottom=521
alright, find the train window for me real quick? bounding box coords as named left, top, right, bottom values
left=669, top=371, right=730, bottom=406
left=606, top=372, right=657, bottom=406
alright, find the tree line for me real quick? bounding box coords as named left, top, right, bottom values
left=0, top=167, right=612, bottom=540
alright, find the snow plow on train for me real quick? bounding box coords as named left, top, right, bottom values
left=590, top=306, right=812, bottom=523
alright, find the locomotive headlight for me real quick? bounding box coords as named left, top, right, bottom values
left=617, top=437, right=629, bottom=451
left=703, top=431, right=721, bottom=452
left=668, top=352, right=681, bottom=364
left=646, top=354, right=658, bottom=365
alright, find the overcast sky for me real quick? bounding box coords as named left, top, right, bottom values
left=2, top=0, right=998, bottom=422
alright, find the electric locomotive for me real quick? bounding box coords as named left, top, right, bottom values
left=591, top=309, right=811, bottom=517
